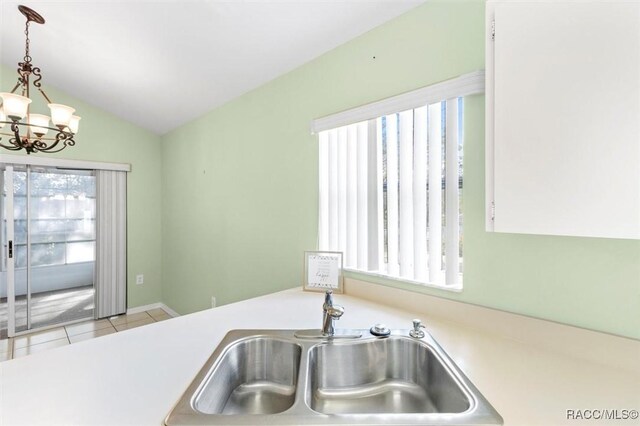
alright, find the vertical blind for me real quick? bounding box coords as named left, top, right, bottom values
left=314, top=71, right=484, bottom=288
left=95, top=170, right=127, bottom=318
left=318, top=99, right=463, bottom=287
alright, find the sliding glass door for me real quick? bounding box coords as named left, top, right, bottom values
left=0, top=165, right=14, bottom=339
left=0, top=164, right=96, bottom=337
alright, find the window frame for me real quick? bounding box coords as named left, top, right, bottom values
left=313, top=71, right=484, bottom=291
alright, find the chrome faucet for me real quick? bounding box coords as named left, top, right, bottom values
left=322, top=290, right=344, bottom=336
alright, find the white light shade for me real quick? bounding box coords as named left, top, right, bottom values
left=0, top=92, right=32, bottom=120
left=68, top=115, right=81, bottom=134
left=28, top=113, right=50, bottom=136
left=48, top=103, right=75, bottom=128
left=0, top=106, right=5, bottom=128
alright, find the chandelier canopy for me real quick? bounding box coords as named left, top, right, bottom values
left=0, top=5, right=80, bottom=154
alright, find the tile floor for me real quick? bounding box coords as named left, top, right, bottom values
left=1, top=286, right=95, bottom=339
left=0, top=308, right=173, bottom=362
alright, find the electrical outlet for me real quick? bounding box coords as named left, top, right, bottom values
left=136, top=274, right=144, bottom=285
left=211, top=296, right=217, bottom=308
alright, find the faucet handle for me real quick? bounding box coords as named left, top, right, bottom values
left=409, top=319, right=426, bottom=338
left=327, top=305, right=344, bottom=319
left=324, top=290, right=333, bottom=304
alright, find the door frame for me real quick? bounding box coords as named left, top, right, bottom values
left=0, top=155, right=130, bottom=338
left=5, top=165, right=16, bottom=337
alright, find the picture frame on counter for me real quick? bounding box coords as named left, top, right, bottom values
left=303, top=251, right=343, bottom=293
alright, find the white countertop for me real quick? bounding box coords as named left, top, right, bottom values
left=0, top=288, right=638, bottom=425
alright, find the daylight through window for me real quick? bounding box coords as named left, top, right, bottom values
left=315, top=72, right=483, bottom=288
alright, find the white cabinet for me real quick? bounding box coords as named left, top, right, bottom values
left=486, top=0, right=640, bottom=239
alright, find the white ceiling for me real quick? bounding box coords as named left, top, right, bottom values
left=1, top=0, right=424, bottom=135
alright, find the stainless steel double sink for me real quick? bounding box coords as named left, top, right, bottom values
left=165, top=329, right=503, bottom=425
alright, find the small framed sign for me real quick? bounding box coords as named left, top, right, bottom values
left=303, top=251, right=343, bottom=293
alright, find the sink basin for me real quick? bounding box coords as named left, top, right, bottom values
left=307, top=337, right=470, bottom=415
left=193, top=337, right=301, bottom=415
left=165, top=329, right=502, bottom=425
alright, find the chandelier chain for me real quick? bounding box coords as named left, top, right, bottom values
left=24, top=20, right=31, bottom=63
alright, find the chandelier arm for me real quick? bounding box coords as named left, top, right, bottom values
left=11, top=122, right=21, bottom=143
left=37, top=136, right=75, bottom=154
left=38, top=133, right=64, bottom=152
left=0, top=121, right=74, bottom=154
left=37, top=88, right=52, bottom=104
left=0, top=140, right=25, bottom=151
left=9, top=81, right=22, bottom=94
left=6, top=121, right=73, bottom=138
left=17, top=66, right=26, bottom=86
left=32, top=67, right=44, bottom=88
left=37, top=142, right=71, bottom=154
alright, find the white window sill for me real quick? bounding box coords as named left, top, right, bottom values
left=343, top=268, right=463, bottom=293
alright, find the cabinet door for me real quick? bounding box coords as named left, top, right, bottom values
left=486, top=1, right=640, bottom=239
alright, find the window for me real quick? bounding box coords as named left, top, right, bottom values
left=314, top=72, right=483, bottom=289
left=6, top=169, right=96, bottom=269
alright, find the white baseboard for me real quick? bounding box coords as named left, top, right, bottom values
left=127, top=302, right=179, bottom=318
left=159, top=303, right=180, bottom=318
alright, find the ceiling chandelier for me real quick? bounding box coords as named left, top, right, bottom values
left=0, top=5, right=80, bottom=154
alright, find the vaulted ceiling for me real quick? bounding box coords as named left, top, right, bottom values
left=1, top=0, right=423, bottom=134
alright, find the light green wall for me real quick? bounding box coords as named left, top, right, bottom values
left=160, top=0, right=482, bottom=314
left=161, top=0, right=639, bottom=338
left=1, top=65, right=163, bottom=309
